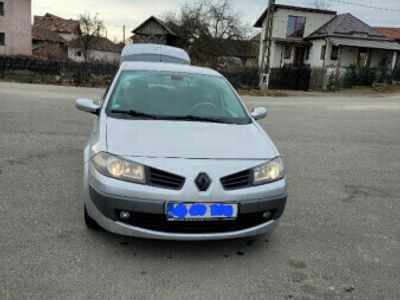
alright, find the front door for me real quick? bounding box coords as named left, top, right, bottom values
left=294, top=47, right=305, bottom=67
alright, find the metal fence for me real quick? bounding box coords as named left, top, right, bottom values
left=219, top=68, right=259, bottom=89
left=268, top=68, right=311, bottom=91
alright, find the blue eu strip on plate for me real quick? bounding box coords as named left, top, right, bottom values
left=166, top=202, right=238, bottom=221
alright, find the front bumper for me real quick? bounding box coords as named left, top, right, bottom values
left=84, top=162, right=287, bottom=240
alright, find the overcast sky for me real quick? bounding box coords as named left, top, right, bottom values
left=32, top=0, right=400, bottom=42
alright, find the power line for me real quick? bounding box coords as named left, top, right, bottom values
left=330, top=0, right=400, bottom=12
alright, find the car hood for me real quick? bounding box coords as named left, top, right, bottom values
left=106, top=118, right=277, bottom=160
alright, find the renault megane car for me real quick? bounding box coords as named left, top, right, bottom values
left=76, top=44, right=287, bottom=240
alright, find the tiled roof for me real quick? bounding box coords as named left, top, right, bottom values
left=306, top=13, right=388, bottom=41
left=374, top=27, right=400, bottom=41
left=68, top=36, right=124, bottom=53
left=34, top=13, right=81, bottom=34
left=255, top=4, right=336, bottom=28
left=32, top=26, right=65, bottom=43
left=306, top=14, right=400, bottom=51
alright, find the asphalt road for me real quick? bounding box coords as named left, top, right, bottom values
left=0, top=82, right=399, bottom=300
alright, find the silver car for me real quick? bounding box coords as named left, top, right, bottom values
left=76, top=45, right=287, bottom=241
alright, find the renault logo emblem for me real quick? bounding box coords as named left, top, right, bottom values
left=195, top=173, right=211, bottom=191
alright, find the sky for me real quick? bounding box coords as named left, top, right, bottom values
left=32, top=0, right=400, bottom=42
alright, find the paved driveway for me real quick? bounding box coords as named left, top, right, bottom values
left=0, top=82, right=399, bottom=300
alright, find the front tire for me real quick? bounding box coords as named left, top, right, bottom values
left=84, top=205, right=101, bottom=230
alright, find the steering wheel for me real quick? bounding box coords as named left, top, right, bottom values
left=189, top=102, right=220, bottom=115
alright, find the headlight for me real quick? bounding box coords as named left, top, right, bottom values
left=253, top=157, right=285, bottom=185
left=91, top=152, right=145, bottom=184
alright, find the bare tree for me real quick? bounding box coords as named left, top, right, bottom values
left=207, top=0, right=243, bottom=39
left=313, top=0, right=331, bottom=9
left=79, top=13, right=105, bottom=61
left=163, top=0, right=248, bottom=65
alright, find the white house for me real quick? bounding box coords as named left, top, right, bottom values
left=68, top=35, right=123, bottom=63
left=255, top=4, right=400, bottom=72
left=255, top=5, right=336, bottom=69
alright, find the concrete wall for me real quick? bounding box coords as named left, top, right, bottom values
left=305, top=39, right=325, bottom=68
left=337, top=47, right=359, bottom=67
left=312, top=41, right=397, bottom=69
left=68, top=48, right=120, bottom=63
left=0, top=0, right=32, bottom=56
left=270, top=43, right=294, bottom=67
left=370, top=50, right=394, bottom=68
left=271, top=9, right=335, bottom=39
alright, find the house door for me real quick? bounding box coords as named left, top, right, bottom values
left=294, top=47, right=305, bottom=67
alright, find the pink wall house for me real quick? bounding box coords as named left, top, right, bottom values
left=0, top=0, right=32, bottom=56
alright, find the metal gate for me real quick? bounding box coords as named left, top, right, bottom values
left=268, top=68, right=311, bottom=91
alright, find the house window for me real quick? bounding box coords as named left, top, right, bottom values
left=0, top=2, right=4, bottom=16
left=320, top=45, right=326, bottom=60
left=287, top=16, right=306, bottom=38
left=283, top=46, right=292, bottom=59
left=76, top=51, right=82, bottom=57
left=0, top=32, right=5, bottom=46
left=331, top=46, right=339, bottom=60
left=357, top=49, right=368, bottom=67
left=305, top=47, right=310, bottom=60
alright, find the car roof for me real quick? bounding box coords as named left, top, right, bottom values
left=121, top=44, right=191, bottom=65
left=120, top=61, right=223, bottom=77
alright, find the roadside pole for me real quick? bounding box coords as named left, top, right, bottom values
left=260, top=0, right=275, bottom=89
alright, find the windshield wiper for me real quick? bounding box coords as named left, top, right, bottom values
left=161, top=115, right=232, bottom=124
left=110, top=109, right=161, bottom=120
left=111, top=110, right=232, bottom=124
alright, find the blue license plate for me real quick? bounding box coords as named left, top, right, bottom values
left=166, top=202, right=238, bottom=221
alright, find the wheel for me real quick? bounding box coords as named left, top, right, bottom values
left=84, top=205, right=101, bottom=230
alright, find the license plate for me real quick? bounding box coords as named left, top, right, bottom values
left=166, top=202, right=238, bottom=221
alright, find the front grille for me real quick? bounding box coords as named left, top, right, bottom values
left=220, top=170, right=252, bottom=190
left=148, top=167, right=185, bottom=190
left=120, top=211, right=273, bottom=233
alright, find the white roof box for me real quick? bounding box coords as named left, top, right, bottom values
left=121, top=44, right=191, bottom=65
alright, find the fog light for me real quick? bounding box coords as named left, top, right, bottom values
left=119, top=211, right=131, bottom=220
left=262, top=211, right=272, bottom=219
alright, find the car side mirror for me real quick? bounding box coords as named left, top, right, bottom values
left=76, top=98, right=100, bottom=115
left=251, top=107, right=268, bottom=120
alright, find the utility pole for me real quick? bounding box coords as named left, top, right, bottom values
left=123, top=25, right=126, bottom=44
left=260, top=0, right=275, bottom=88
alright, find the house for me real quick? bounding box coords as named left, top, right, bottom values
left=374, top=27, right=400, bottom=43
left=0, top=0, right=32, bottom=56
left=255, top=4, right=400, bottom=73
left=131, top=16, right=178, bottom=46
left=32, top=25, right=68, bottom=60
left=32, top=13, right=80, bottom=60
left=68, top=35, right=123, bottom=63
left=255, top=4, right=337, bottom=69
left=305, top=14, right=400, bottom=71
left=33, top=13, right=122, bottom=63
left=33, top=13, right=80, bottom=41
left=374, top=27, right=400, bottom=70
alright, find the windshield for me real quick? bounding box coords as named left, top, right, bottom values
left=106, top=71, right=251, bottom=124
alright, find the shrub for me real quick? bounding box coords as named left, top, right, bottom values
left=326, top=71, right=336, bottom=91
left=342, top=65, right=394, bottom=88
